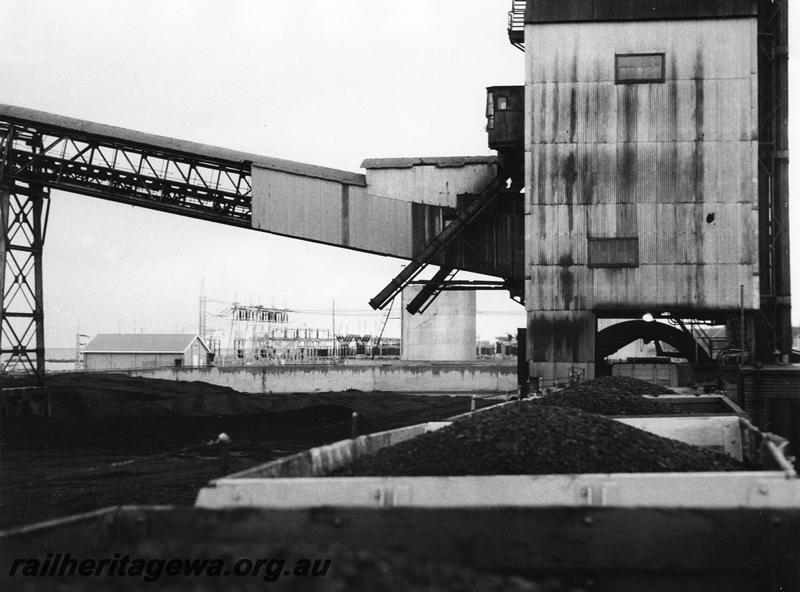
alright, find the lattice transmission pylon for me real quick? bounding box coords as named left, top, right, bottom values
left=1, top=125, right=51, bottom=416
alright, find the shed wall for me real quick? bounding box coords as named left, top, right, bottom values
left=250, top=165, right=524, bottom=280
left=84, top=352, right=182, bottom=371
left=252, top=166, right=427, bottom=259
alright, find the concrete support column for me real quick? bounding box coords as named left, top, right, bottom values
left=528, top=310, right=595, bottom=386
left=401, top=286, right=476, bottom=361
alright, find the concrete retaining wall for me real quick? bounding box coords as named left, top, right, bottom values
left=129, top=362, right=517, bottom=394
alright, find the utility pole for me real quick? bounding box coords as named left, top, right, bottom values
left=332, top=298, right=336, bottom=360
left=199, top=279, right=207, bottom=341
left=373, top=297, right=394, bottom=359
left=75, top=325, right=89, bottom=371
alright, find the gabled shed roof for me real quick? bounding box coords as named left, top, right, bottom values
left=84, top=334, right=206, bottom=354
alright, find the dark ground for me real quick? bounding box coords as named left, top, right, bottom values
left=0, top=373, right=494, bottom=530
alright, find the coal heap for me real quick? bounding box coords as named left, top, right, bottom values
left=334, top=402, right=742, bottom=477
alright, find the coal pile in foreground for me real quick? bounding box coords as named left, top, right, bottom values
left=533, top=391, right=682, bottom=416
left=553, top=376, right=675, bottom=396
left=531, top=376, right=681, bottom=415
left=334, top=403, right=743, bottom=477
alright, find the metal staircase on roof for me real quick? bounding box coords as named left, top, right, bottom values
left=508, top=0, right=525, bottom=51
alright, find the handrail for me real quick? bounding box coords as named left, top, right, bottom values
left=507, top=0, right=525, bottom=50
left=508, top=3, right=525, bottom=33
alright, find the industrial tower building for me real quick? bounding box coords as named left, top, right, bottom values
left=496, top=0, right=791, bottom=383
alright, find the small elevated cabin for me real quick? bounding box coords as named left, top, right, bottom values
left=83, top=334, right=210, bottom=370
left=486, top=86, right=524, bottom=151
left=486, top=86, right=525, bottom=185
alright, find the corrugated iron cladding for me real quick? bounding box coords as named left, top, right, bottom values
left=527, top=264, right=758, bottom=311
left=528, top=310, right=595, bottom=362
left=251, top=166, right=524, bottom=280
left=252, top=168, right=410, bottom=254
left=525, top=0, right=757, bottom=24
left=525, top=18, right=759, bottom=311
left=441, top=194, right=524, bottom=280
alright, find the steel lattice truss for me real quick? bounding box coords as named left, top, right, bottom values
left=0, top=118, right=252, bottom=227
left=0, top=115, right=254, bottom=409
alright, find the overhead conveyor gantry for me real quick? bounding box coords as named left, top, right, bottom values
left=0, top=105, right=523, bottom=414
left=0, top=104, right=267, bottom=409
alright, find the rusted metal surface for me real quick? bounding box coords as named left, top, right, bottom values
left=528, top=310, right=595, bottom=364
left=524, top=16, right=761, bottom=380
left=526, top=18, right=759, bottom=313
left=441, top=192, right=524, bottom=280
left=369, top=178, right=508, bottom=310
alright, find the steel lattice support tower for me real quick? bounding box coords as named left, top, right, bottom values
left=1, top=126, right=50, bottom=415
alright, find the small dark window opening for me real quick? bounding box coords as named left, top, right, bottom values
left=588, top=237, right=639, bottom=268
left=174, top=358, right=183, bottom=367
left=615, top=53, right=665, bottom=84
left=485, top=91, right=495, bottom=130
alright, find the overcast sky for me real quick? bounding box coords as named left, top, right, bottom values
left=0, top=1, right=797, bottom=348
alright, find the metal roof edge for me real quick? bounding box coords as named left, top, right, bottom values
left=83, top=350, right=191, bottom=354
left=251, top=160, right=366, bottom=186
left=82, top=333, right=204, bottom=354
left=0, top=104, right=366, bottom=186
left=524, top=0, right=758, bottom=24
left=360, top=156, right=498, bottom=170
